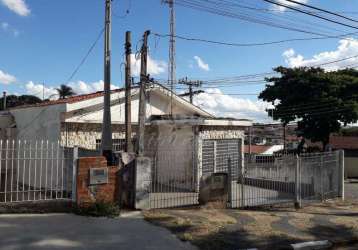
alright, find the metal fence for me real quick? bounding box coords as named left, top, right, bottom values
left=148, top=150, right=199, bottom=209
left=229, top=151, right=344, bottom=208
left=0, top=140, right=75, bottom=203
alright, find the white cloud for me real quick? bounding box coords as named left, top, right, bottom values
left=25, top=80, right=121, bottom=100
left=1, top=22, right=20, bottom=37
left=12, top=29, right=19, bottom=37
left=25, top=81, right=57, bottom=100
left=69, top=80, right=119, bottom=95
left=1, top=22, right=9, bottom=30
left=193, top=88, right=273, bottom=122
left=1, top=0, right=30, bottom=16
left=0, top=70, right=16, bottom=84
left=271, top=0, right=309, bottom=12
left=283, top=38, right=358, bottom=71
left=193, top=56, right=210, bottom=71
left=130, top=54, right=166, bottom=77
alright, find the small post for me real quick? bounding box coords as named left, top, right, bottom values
left=240, top=138, right=245, bottom=208
left=248, top=126, right=252, bottom=156
left=213, top=141, right=217, bottom=173
left=227, top=157, right=232, bottom=208
left=72, top=146, right=79, bottom=203
left=338, top=150, right=345, bottom=200
left=295, top=154, right=302, bottom=209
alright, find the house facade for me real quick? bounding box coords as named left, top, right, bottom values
left=0, top=84, right=252, bottom=185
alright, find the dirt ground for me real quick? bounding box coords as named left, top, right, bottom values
left=144, top=182, right=358, bottom=250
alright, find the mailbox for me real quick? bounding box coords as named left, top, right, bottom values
left=89, top=168, right=108, bottom=185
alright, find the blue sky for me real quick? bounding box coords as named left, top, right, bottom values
left=1, top=0, right=358, bottom=121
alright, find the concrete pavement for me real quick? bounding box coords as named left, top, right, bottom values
left=0, top=213, right=197, bottom=250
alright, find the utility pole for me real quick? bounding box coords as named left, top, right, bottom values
left=167, top=0, right=176, bottom=114
left=125, top=31, right=133, bottom=153
left=137, top=30, right=150, bottom=156
left=101, top=0, right=113, bottom=162
left=248, top=126, right=252, bottom=155
left=42, top=83, right=45, bottom=100
left=178, top=77, right=203, bottom=104
left=2, top=92, right=6, bottom=110
left=283, top=124, right=286, bottom=151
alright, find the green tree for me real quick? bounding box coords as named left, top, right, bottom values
left=56, top=84, right=76, bottom=99
left=0, top=95, right=43, bottom=110
left=259, top=67, right=358, bottom=150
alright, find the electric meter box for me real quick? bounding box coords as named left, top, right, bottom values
left=89, top=168, right=108, bottom=185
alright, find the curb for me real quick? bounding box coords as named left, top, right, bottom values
left=291, top=241, right=332, bottom=250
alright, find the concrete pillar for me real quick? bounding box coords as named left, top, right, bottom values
left=338, top=150, right=345, bottom=200
left=295, top=155, right=302, bottom=209
left=135, top=156, right=151, bottom=209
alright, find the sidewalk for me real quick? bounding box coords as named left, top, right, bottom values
left=0, top=213, right=197, bottom=250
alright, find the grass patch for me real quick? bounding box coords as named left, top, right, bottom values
left=144, top=202, right=358, bottom=250
left=144, top=209, right=238, bottom=250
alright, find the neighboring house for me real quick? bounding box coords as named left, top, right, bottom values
left=329, top=136, right=358, bottom=178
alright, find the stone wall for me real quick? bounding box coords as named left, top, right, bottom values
left=61, top=123, right=136, bottom=150
left=199, top=129, right=245, bottom=140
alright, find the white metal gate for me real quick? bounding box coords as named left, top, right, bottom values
left=149, top=150, right=199, bottom=209
left=0, top=140, right=75, bottom=203
left=202, top=139, right=242, bottom=179
left=229, top=151, right=344, bottom=208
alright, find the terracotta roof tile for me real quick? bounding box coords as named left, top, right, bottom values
left=244, top=145, right=272, bottom=154
left=10, top=88, right=126, bottom=110
left=330, top=136, right=358, bottom=150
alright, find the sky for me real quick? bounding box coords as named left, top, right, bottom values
left=1, top=0, right=358, bottom=122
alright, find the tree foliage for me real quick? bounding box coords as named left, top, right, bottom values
left=0, top=95, right=42, bottom=110
left=259, top=67, right=358, bottom=149
left=56, top=84, right=76, bottom=99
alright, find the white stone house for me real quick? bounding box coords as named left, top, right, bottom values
left=1, top=84, right=252, bottom=192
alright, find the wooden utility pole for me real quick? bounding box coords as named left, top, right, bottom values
left=2, top=92, right=6, bottom=110
left=101, top=0, right=113, bottom=161
left=137, top=30, right=150, bottom=156
left=178, top=77, right=203, bottom=104
left=125, top=31, right=133, bottom=153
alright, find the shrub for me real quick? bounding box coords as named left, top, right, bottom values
left=74, top=201, right=120, bottom=218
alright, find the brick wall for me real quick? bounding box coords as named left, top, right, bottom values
left=76, top=157, right=120, bottom=206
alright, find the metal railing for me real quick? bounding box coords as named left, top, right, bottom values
left=229, top=151, right=344, bottom=208
left=149, top=150, right=199, bottom=209
left=0, top=140, right=75, bottom=203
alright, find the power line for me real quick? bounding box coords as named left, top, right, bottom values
left=262, top=0, right=358, bottom=30
left=18, top=28, right=106, bottom=137
left=212, top=0, right=348, bottom=34
left=174, top=0, right=336, bottom=36
left=154, top=31, right=358, bottom=47
left=282, top=0, right=358, bottom=23
left=65, top=28, right=105, bottom=84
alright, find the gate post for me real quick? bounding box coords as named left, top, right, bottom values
left=295, top=155, right=302, bottom=209
left=338, top=150, right=345, bottom=200
left=227, top=157, right=232, bottom=208
left=240, top=139, right=245, bottom=208
left=72, top=146, right=79, bottom=203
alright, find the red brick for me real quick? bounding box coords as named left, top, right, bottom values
left=76, top=157, right=120, bottom=206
